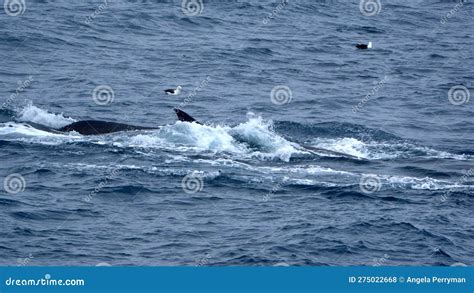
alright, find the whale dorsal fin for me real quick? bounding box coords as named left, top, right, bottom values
left=174, top=108, right=201, bottom=125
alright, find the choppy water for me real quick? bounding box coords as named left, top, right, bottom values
left=0, top=0, right=473, bottom=266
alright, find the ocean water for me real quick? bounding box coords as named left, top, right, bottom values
left=0, top=0, right=473, bottom=266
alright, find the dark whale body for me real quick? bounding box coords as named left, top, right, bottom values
left=55, top=109, right=197, bottom=135
left=58, top=120, right=156, bottom=135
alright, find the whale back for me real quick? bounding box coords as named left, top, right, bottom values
left=59, top=120, right=154, bottom=135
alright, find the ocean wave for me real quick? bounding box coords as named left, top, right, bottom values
left=15, top=103, right=76, bottom=128
left=0, top=122, right=58, bottom=137
left=309, top=137, right=470, bottom=160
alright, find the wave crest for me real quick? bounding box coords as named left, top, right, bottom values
left=16, top=103, right=75, bottom=129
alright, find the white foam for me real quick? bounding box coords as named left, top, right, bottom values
left=382, top=175, right=464, bottom=190
left=129, top=133, right=164, bottom=148
left=0, top=122, right=68, bottom=137
left=230, top=115, right=300, bottom=161
left=115, top=115, right=300, bottom=161
left=160, top=121, right=242, bottom=153
left=310, top=137, right=367, bottom=158
left=122, top=122, right=244, bottom=155
left=310, top=137, right=470, bottom=160
left=289, top=179, right=339, bottom=187
left=0, top=122, right=82, bottom=145
left=258, top=164, right=353, bottom=176
left=16, top=103, right=75, bottom=128
left=415, top=145, right=469, bottom=161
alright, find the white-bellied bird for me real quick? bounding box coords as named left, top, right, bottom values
left=164, top=86, right=182, bottom=95
left=356, top=41, right=372, bottom=49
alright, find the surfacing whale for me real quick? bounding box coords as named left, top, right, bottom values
left=58, top=120, right=155, bottom=135
left=22, top=108, right=363, bottom=160
left=56, top=109, right=197, bottom=135
left=20, top=108, right=197, bottom=135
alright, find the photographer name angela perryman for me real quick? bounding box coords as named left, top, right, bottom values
left=405, top=276, right=466, bottom=285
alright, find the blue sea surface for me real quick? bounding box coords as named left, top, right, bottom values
left=0, top=0, right=473, bottom=266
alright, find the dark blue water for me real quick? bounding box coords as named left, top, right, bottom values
left=0, top=0, right=473, bottom=266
